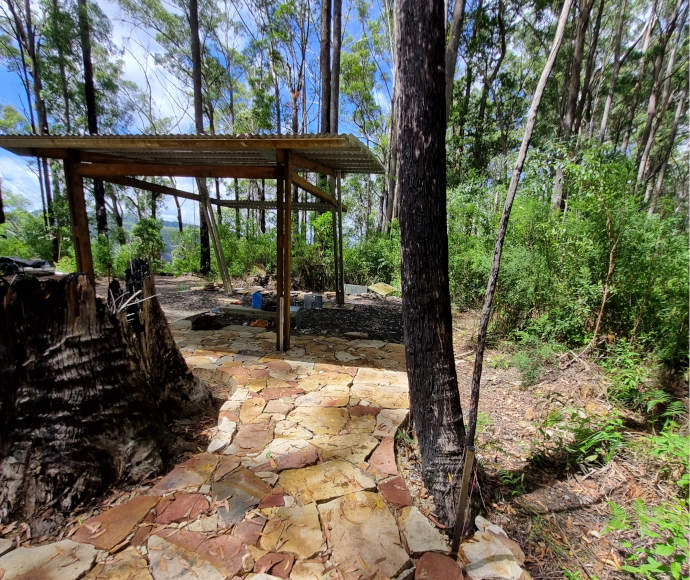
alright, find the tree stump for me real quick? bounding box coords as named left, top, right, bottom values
left=0, top=265, right=210, bottom=534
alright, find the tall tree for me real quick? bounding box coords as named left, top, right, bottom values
left=445, top=0, right=467, bottom=119
left=189, top=0, right=211, bottom=274
left=319, top=0, right=331, bottom=133
left=77, top=0, right=107, bottom=236
left=329, top=0, right=341, bottom=133
left=395, top=0, right=465, bottom=527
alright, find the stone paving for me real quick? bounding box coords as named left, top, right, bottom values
left=0, top=320, right=530, bottom=580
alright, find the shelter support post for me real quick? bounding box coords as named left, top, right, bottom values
left=276, top=176, right=284, bottom=351
left=63, top=151, right=94, bottom=283
left=337, top=172, right=345, bottom=306
left=282, top=155, right=293, bottom=350
left=200, top=191, right=231, bottom=294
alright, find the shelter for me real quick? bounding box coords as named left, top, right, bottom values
left=0, top=133, right=384, bottom=351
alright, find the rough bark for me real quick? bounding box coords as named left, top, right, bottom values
left=395, top=0, right=466, bottom=527
left=599, top=0, right=627, bottom=141
left=77, top=0, right=107, bottom=237
left=189, top=0, right=210, bottom=274
left=329, top=0, right=342, bottom=133
left=320, top=0, right=331, bottom=133
left=445, top=0, right=467, bottom=119
left=0, top=267, right=210, bottom=535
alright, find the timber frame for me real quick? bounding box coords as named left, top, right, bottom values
left=0, top=133, right=383, bottom=351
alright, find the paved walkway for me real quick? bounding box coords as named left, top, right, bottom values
left=0, top=321, right=529, bottom=580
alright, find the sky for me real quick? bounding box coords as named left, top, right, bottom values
left=0, top=0, right=393, bottom=226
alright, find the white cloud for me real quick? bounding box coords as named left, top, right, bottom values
left=0, top=152, right=42, bottom=210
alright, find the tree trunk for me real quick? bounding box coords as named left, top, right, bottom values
left=0, top=177, right=4, bottom=225
left=599, top=0, right=627, bottom=141
left=320, top=0, right=331, bottom=133
left=77, top=0, right=107, bottom=237
left=395, top=0, right=466, bottom=527
left=0, top=267, right=210, bottom=535
left=573, top=0, right=604, bottom=137
left=174, top=195, right=183, bottom=233
left=445, top=0, right=467, bottom=119
left=329, top=0, right=342, bottom=133
left=189, top=0, right=210, bottom=274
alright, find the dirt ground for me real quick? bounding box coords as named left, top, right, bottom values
left=143, top=274, right=685, bottom=579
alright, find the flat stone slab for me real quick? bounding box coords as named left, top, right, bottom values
left=369, top=437, right=398, bottom=475
left=379, top=476, right=413, bottom=507
left=253, top=552, right=294, bottom=577
left=212, top=468, right=271, bottom=525
left=279, top=460, right=376, bottom=503
left=294, top=384, right=349, bottom=407
left=0, top=539, right=13, bottom=557
left=72, top=494, right=159, bottom=550
left=152, top=453, right=220, bottom=494
left=318, top=491, right=409, bottom=579
left=0, top=539, right=98, bottom=580
left=148, top=534, right=225, bottom=580
left=351, top=383, right=409, bottom=409
left=155, top=493, right=209, bottom=525
left=84, top=546, right=152, bottom=579
left=415, top=552, right=464, bottom=580
left=375, top=409, right=409, bottom=437
left=398, top=506, right=449, bottom=555
left=354, top=367, right=408, bottom=388
left=308, top=434, right=378, bottom=463
left=298, top=372, right=353, bottom=393
left=229, top=422, right=275, bottom=454
left=252, top=438, right=318, bottom=472
left=260, top=503, right=324, bottom=559
left=286, top=407, right=348, bottom=435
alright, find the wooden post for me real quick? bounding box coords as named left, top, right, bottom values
left=283, top=153, right=293, bottom=351
left=330, top=177, right=340, bottom=303
left=336, top=172, right=345, bottom=305
left=201, top=194, right=231, bottom=294
left=276, top=176, right=284, bottom=351
left=63, top=150, right=94, bottom=282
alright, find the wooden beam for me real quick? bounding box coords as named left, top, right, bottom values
left=336, top=172, right=345, bottom=306
left=63, top=151, right=94, bottom=282
left=76, top=162, right=280, bottom=179
left=291, top=172, right=340, bottom=208
left=290, top=152, right=335, bottom=176
left=282, top=154, right=293, bottom=351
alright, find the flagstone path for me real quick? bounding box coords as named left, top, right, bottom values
left=0, top=320, right=530, bottom=580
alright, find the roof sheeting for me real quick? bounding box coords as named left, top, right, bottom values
left=0, top=133, right=384, bottom=174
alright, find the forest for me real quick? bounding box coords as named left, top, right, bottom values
left=0, top=0, right=688, bottom=576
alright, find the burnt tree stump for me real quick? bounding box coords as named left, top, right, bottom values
left=0, top=264, right=210, bottom=533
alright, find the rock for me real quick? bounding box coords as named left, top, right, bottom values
left=351, top=383, right=409, bottom=409
left=212, top=468, right=271, bottom=525
left=229, top=422, right=275, bottom=454
left=274, top=420, right=314, bottom=439
left=260, top=503, right=324, bottom=559
left=0, top=538, right=12, bottom=557
left=72, top=494, right=159, bottom=551
left=298, top=372, right=353, bottom=393
left=354, top=368, right=408, bottom=388
left=0, top=539, right=98, bottom=580
left=460, top=527, right=530, bottom=580
left=245, top=574, right=284, bottom=580
left=186, top=514, right=219, bottom=532
left=379, top=476, right=413, bottom=507
left=241, top=398, right=267, bottom=423
left=369, top=437, right=398, bottom=475
left=264, top=399, right=294, bottom=415
left=375, top=409, right=409, bottom=438
left=286, top=407, right=348, bottom=435
left=346, top=413, right=377, bottom=433
left=398, top=506, right=449, bottom=555
left=147, top=534, right=224, bottom=580
left=368, top=282, right=396, bottom=296
left=207, top=425, right=236, bottom=453
left=214, top=455, right=241, bottom=481
left=318, top=491, right=409, bottom=578
left=152, top=453, right=220, bottom=494
left=294, top=384, right=349, bottom=407
left=254, top=552, right=294, bottom=578
left=308, top=434, right=378, bottom=463
left=258, top=488, right=285, bottom=508
left=415, top=552, right=463, bottom=580
left=347, top=339, right=387, bottom=349
left=334, top=350, right=360, bottom=362
left=84, top=546, right=152, bottom=579
left=155, top=493, right=209, bottom=525
left=290, top=560, right=335, bottom=579
left=252, top=438, right=318, bottom=471
left=279, top=460, right=376, bottom=503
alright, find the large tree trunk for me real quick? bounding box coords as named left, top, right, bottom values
left=319, top=0, right=331, bottom=133
left=395, top=0, right=465, bottom=527
left=189, top=0, right=211, bottom=274
left=329, top=0, right=342, bottom=133
left=0, top=266, right=210, bottom=535
left=77, top=0, right=107, bottom=237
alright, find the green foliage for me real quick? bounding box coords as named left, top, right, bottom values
left=507, top=330, right=560, bottom=387
left=498, top=469, right=526, bottom=495
left=93, top=234, right=113, bottom=276
left=565, top=415, right=624, bottom=467
left=171, top=226, right=201, bottom=274
left=131, top=219, right=164, bottom=271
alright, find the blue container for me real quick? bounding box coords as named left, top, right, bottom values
left=252, top=291, right=263, bottom=309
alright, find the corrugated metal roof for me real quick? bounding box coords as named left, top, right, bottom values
left=0, top=133, right=384, bottom=174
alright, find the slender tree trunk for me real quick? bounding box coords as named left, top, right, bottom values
left=395, top=0, right=465, bottom=527
left=599, top=0, right=627, bottom=141
left=620, top=0, right=658, bottom=152
left=189, top=0, right=210, bottom=274
left=466, top=0, right=574, bottom=459
left=573, top=0, right=604, bottom=137
left=77, top=0, right=107, bottom=237
left=329, top=0, right=342, bottom=133
left=648, top=87, right=686, bottom=215
left=445, top=0, right=467, bottom=119
left=174, top=195, right=183, bottom=233
left=260, top=179, right=266, bottom=233
left=319, top=0, right=331, bottom=133
left=0, top=177, right=5, bottom=225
